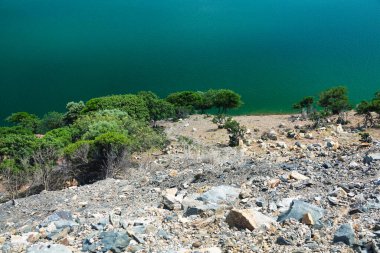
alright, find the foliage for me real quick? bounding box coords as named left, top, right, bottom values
left=6, top=112, right=40, bottom=133
left=213, top=89, right=242, bottom=113
left=212, top=114, right=229, bottom=129
left=292, top=96, right=314, bottom=116
left=318, top=86, right=351, bottom=115
left=64, top=101, right=85, bottom=125
left=84, top=94, right=149, bottom=121
left=211, top=115, right=246, bottom=147
left=359, top=132, right=372, bottom=143
left=356, top=100, right=375, bottom=128
left=138, top=91, right=175, bottom=123
left=38, top=111, right=65, bottom=133
left=223, top=118, right=246, bottom=147
left=196, top=90, right=216, bottom=113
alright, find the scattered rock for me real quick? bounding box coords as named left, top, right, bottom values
left=333, top=223, right=355, bottom=246
left=226, top=209, right=276, bottom=231
left=278, top=200, right=325, bottom=226
left=289, top=171, right=310, bottom=181
left=27, top=243, right=72, bottom=253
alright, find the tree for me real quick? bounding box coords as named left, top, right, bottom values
left=39, top=111, right=65, bottom=133
left=223, top=118, right=246, bottom=147
left=84, top=94, right=150, bottom=121
left=318, top=86, right=351, bottom=114
left=356, top=100, right=375, bottom=128
left=318, top=86, right=351, bottom=124
left=213, top=89, right=242, bottom=113
left=137, top=91, right=175, bottom=125
left=6, top=112, right=40, bottom=133
left=64, top=101, right=85, bottom=125
left=196, top=90, right=216, bottom=114
left=293, top=96, right=314, bottom=117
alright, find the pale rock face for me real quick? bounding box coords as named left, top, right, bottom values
left=226, top=209, right=276, bottom=231
left=289, top=171, right=310, bottom=181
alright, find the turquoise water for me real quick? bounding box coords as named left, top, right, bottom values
left=1, top=0, right=380, bottom=120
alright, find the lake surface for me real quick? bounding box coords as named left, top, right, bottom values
left=1, top=0, right=380, bottom=120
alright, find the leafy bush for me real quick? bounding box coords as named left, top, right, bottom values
left=318, top=86, right=351, bottom=123
left=292, top=96, right=314, bottom=117
left=138, top=91, right=175, bottom=124
left=64, top=101, right=85, bottom=125
left=213, top=89, right=242, bottom=113
left=84, top=94, right=149, bottom=121
left=6, top=112, right=41, bottom=133
left=38, top=111, right=65, bottom=133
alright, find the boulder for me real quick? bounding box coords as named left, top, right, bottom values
left=364, top=152, right=380, bottom=164
left=27, top=243, right=72, bottom=253
left=226, top=209, right=276, bottom=231
left=277, top=200, right=325, bottom=226
left=333, top=223, right=355, bottom=246
left=197, top=185, right=240, bottom=204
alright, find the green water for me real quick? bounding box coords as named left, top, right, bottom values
left=1, top=0, right=380, bottom=120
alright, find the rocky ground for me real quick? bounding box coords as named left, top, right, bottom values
left=1, top=113, right=380, bottom=253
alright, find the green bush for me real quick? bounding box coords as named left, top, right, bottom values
left=38, top=111, right=65, bottom=133
left=318, top=86, right=351, bottom=115
left=64, top=101, right=85, bottom=125
left=213, top=89, right=242, bottom=113
left=6, top=112, right=41, bottom=133
left=138, top=91, right=175, bottom=123
left=84, top=94, right=149, bottom=121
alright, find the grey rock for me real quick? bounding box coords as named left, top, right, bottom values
left=364, top=152, right=380, bottom=164
left=99, top=231, right=131, bottom=253
left=277, top=200, right=325, bottom=226
left=333, top=223, right=355, bottom=246
left=40, top=211, right=73, bottom=227
left=27, top=243, right=72, bottom=253
left=157, top=229, right=171, bottom=240
left=276, top=236, right=293, bottom=245
left=197, top=185, right=240, bottom=204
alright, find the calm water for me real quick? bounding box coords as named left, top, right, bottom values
left=1, top=0, right=380, bottom=120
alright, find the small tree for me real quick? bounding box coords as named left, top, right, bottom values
left=64, top=101, right=85, bottom=125
left=356, top=101, right=375, bottom=128
left=137, top=91, right=174, bottom=126
left=318, top=86, right=351, bottom=123
left=223, top=118, right=246, bottom=147
left=196, top=90, right=216, bottom=114
left=292, top=96, right=314, bottom=118
left=213, top=89, right=243, bottom=113
left=6, top=112, right=41, bottom=133
left=39, top=111, right=65, bottom=133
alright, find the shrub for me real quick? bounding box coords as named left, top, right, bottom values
left=213, top=89, right=242, bottom=113
left=138, top=91, right=175, bottom=124
left=84, top=94, right=149, bottom=121
left=38, top=111, right=65, bottom=133
left=318, top=86, right=351, bottom=123
left=292, top=96, right=314, bottom=117
left=6, top=112, right=41, bottom=133
left=64, top=101, right=85, bottom=125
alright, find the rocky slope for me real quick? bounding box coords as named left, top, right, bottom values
left=1, top=114, right=380, bottom=253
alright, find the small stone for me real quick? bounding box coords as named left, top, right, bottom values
left=268, top=178, right=281, bottom=188
left=302, top=213, right=314, bottom=225
left=276, top=236, right=293, bottom=245
left=276, top=142, right=287, bottom=149
left=289, top=171, right=310, bottom=181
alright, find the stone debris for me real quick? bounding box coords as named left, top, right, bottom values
left=1, top=115, right=380, bottom=252
left=225, top=209, right=276, bottom=231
